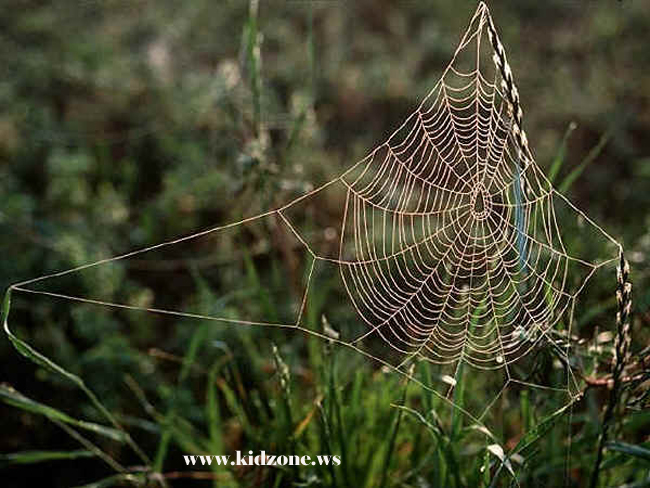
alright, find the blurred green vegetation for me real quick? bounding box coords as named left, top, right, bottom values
left=1, top=1, right=650, bottom=487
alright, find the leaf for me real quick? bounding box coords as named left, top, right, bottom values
left=512, top=397, right=576, bottom=455
left=71, top=474, right=143, bottom=488
left=548, top=122, right=577, bottom=184
left=606, top=441, right=650, bottom=463
left=154, top=323, right=209, bottom=472
left=379, top=380, right=409, bottom=488
left=487, top=444, right=515, bottom=477
left=206, top=363, right=224, bottom=454
left=559, top=130, right=611, bottom=193
left=0, top=450, right=94, bottom=467
left=2, top=288, right=150, bottom=464
left=451, top=299, right=487, bottom=440
left=396, top=404, right=463, bottom=487
left=0, top=384, right=127, bottom=443
left=485, top=398, right=578, bottom=487
left=3, top=289, right=83, bottom=388
left=293, top=396, right=322, bottom=439
left=470, top=424, right=499, bottom=444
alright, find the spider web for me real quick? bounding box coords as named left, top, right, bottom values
left=7, top=1, right=621, bottom=452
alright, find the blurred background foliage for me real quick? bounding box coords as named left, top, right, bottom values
left=1, top=0, right=650, bottom=487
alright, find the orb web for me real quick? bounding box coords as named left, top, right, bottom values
left=7, top=1, right=621, bottom=441
left=337, top=10, right=586, bottom=372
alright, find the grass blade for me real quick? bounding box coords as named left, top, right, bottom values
left=71, top=474, right=143, bottom=488
left=0, top=384, right=127, bottom=443
left=559, top=130, right=611, bottom=193
left=548, top=122, right=577, bottom=184
left=396, top=404, right=462, bottom=487
left=513, top=398, right=576, bottom=455
left=378, top=377, right=409, bottom=488
left=3, top=288, right=151, bottom=465
left=153, top=323, right=209, bottom=472
left=606, top=441, right=650, bottom=463
left=451, top=299, right=486, bottom=440
left=0, top=450, right=94, bottom=467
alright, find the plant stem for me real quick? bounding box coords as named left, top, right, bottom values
left=589, top=252, right=632, bottom=488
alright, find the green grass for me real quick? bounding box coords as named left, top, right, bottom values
left=1, top=2, right=649, bottom=487
left=3, top=269, right=650, bottom=487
